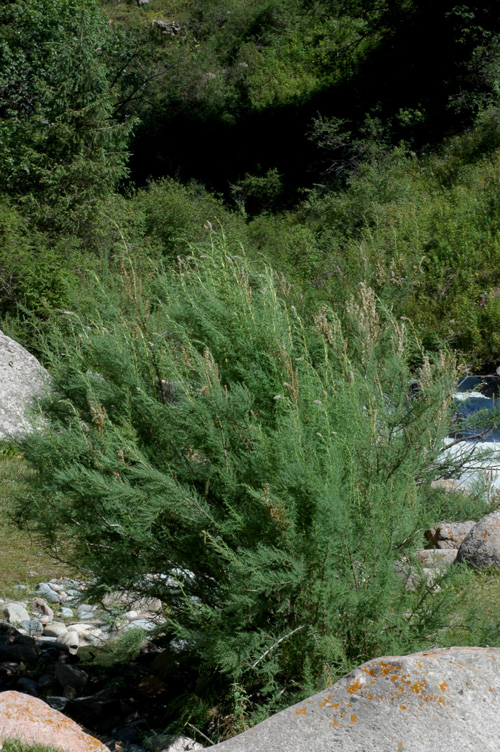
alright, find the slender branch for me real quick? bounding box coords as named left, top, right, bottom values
left=250, top=625, right=305, bottom=669
left=186, top=723, right=215, bottom=746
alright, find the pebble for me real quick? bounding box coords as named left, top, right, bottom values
left=0, top=579, right=167, bottom=656
left=122, top=620, right=156, bottom=633
left=35, top=583, right=61, bottom=604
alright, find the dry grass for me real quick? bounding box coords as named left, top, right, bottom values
left=0, top=741, right=61, bottom=752
left=0, top=451, right=75, bottom=597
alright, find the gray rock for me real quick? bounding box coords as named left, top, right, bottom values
left=210, top=647, right=500, bottom=752
left=415, top=549, right=457, bottom=566
left=129, top=597, right=162, bottom=614
left=76, top=603, right=96, bottom=616
left=34, top=635, right=58, bottom=644
left=160, top=737, right=203, bottom=752
left=68, top=690, right=122, bottom=728
left=55, top=659, right=88, bottom=696
left=0, top=642, right=39, bottom=665
left=76, top=612, right=95, bottom=622
left=38, top=674, right=58, bottom=690
left=19, top=619, right=43, bottom=636
left=47, top=582, right=64, bottom=593
left=31, top=596, right=54, bottom=620
left=44, top=695, right=68, bottom=712
left=35, top=583, right=61, bottom=603
left=457, top=509, right=500, bottom=568
left=122, top=620, right=156, bottom=633
left=60, top=607, right=74, bottom=619
left=426, top=520, right=476, bottom=549
left=0, top=329, right=50, bottom=439
left=68, top=623, right=103, bottom=638
left=43, top=622, right=68, bottom=638
left=3, top=602, right=30, bottom=625
left=58, top=580, right=82, bottom=589
left=63, top=589, right=80, bottom=600
left=58, top=630, right=80, bottom=654
left=394, top=560, right=441, bottom=591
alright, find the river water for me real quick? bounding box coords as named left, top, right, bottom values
left=442, top=376, right=500, bottom=494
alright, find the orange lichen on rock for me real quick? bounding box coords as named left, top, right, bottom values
left=295, top=707, right=307, bottom=715
left=378, top=662, right=402, bottom=677
left=0, top=690, right=108, bottom=751
left=350, top=715, right=358, bottom=724
left=409, top=680, right=427, bottom=695
left=347, top=678, right=362, bottom=695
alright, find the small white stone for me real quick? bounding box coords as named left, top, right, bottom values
left=48, top=582, right=63, bottom=593
left=59, top=630, right=80, bottom=654
left=44, top=622, right=68, bottom=638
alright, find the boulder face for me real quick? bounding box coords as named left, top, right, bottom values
left=0, top=690, right=108, bottom=751
left=212, top=647, right=500, bottom=751
left=0, top=329, right=49, bottom=440
left=425, top=520, right=476, bottom=549
left=456, top=510, right=500, bottom=568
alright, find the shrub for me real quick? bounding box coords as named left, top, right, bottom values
left=133, top=179, right=246, bottom=259
left=15, top=238, right=484, bottom=721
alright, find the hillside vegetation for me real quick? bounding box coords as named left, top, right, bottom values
left=3, top=0, right=500, bottom=741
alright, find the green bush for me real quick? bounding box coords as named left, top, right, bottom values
left=299, top=136, right=500, bottom=364
left=15, top=239, right=486, bottom=723
left=0, top=198, right=72, bottom=318
left=133, top=179, right=246, bottom=259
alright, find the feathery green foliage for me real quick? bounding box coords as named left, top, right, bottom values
left=15, top=238, right=483, bottom=720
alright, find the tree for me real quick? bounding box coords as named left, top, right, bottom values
left=15, top=238, right=481, bottom=723
left=0, top=0, right=132, bottom=235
